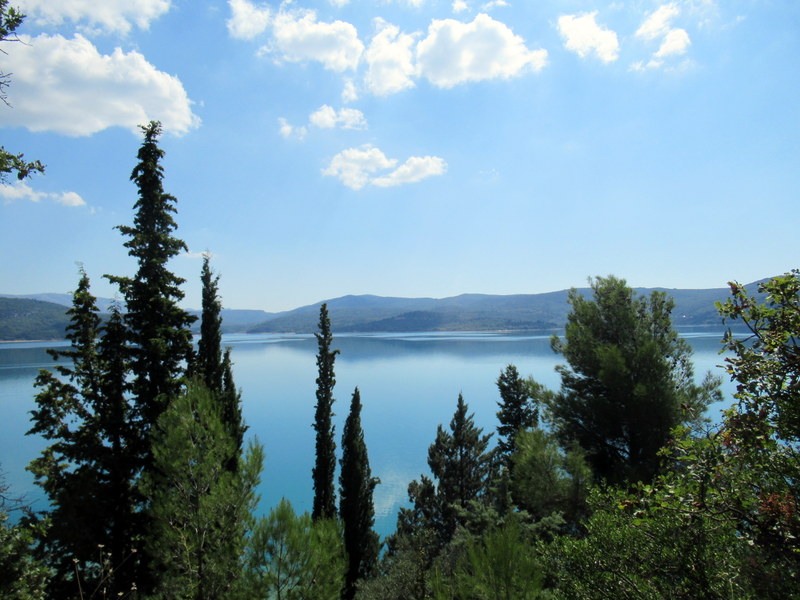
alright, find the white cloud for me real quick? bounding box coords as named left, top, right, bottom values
left=557, top=12, right=620, bottom=63
left=329, top=0, right=350, bottom=6
left=268, top=8, right=364, bottom=72
left=309, top=105, right=367, bottom=130
left=16, top=0, right=171, bottom=35
left=655, top=27, right=691, bottom=57
left=323, top=145, right=397, bottom=190
left=364, top=19, right=417, bottom=96
left=633, top=3, right=691, bottom=70
left=372, top=155, right=447, bottom=187
left=0, top=34, right=200, bottom=137
left=277, top=117, right=306, bottom=140
left=1, top=182, right=86, bottom=207
left=416, top=14, right=547, bottom=88
left=227, top=0, right=271, bottom=40
left=342, top=79, right=359, bottom=102
left=323, top=145, right=445, bottom=190
left=636, top=3, right=680, bottom=40
left=452, top=1, right=469, bottom=14
left=481, top=1, right=508, bottom=10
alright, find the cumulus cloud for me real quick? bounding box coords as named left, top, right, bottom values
left=277, top=117, right=306, bottom=140
left=636, top=3, right=680, bottom=40
left=452, top=1, right=469, bottom=14
left=372, top=155, right=447, bottom=187
left=634, top=3, right=691, bottom=70
left=0, top=182, right=86, bottom=207
left=267, top=8, right=364, bottom=72
left=323, top=145, right=446, bottom=190
left=16, top=0, right=171, bottom=35
left=342, top=79, right=359, bottom=102
left=557, top=12, right=619, bottom=63
left=655, top=28, right=691, bottom=58
left=309, top=105, right=367, bottom=130
left=0, top=34, right=199, bottom=137
left=364, top=19, right=417, bottom=96
left=227, top=0, right=271, bottom=40
left=416, top=14, right=547, bottom=88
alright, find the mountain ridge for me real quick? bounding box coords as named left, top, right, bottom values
left=0, top=279, right=770, bottom=341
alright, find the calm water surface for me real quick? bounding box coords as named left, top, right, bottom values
left=0, top=330, right=737, bottom=537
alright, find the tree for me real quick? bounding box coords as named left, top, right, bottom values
left=546, top=276, right=721, bottom=484
left=339, top=388, right=380, bottom=600
left=0, top=1, right=45, bottom=183
left=143, top=380, right=263, bottom=600
left=27, top=270, right=138, bottom=599
left=399, top=394, right=494, bottom=549
left=195, top=255, right=245, bottom=471
left=495, top=365, right=539, bottom=466
left=312, top=303, right=339, bottom=521
left=245, top=499, right=345, bottom=600
left=431, top=518, right=548, bottom=600
left=196, top=254, right=224, bottom=393
left=106, top=120, right=196, bottom=441
left=0, top=472, right=48, bottom=600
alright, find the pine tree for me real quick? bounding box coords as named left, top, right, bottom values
left=400, top=394, right=494, bottom=549
left=547, top=276, right=721, bottom=484
left=27, top=270, right=137, bottom=598
left=312, top=303, right=339, bottom=521
left=144, top=380, right=263, bottom=600
left=339, top=388, right=380, bottom=600
left=495, top=365, right=538, bottom=466
left=106, top=121, right=196, bottom=441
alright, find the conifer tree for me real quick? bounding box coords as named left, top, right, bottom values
left=400, top=394, right=493, bottom=548
left=496, top=365, right=539, bottom=466
left=144, top=380, right=263, bottom=600
left=195, top=255, right=245, bottom=470
left=546, top=276, right=721, bottom=484
left=339, top=388, right=380, bottom=600
left=106, top=121, right=195, bottom=441
left=312, top=303, right=339, bottom=521
left=197, top=254, right=224, bottom=392
left=27, top=270, right=137, bottom=598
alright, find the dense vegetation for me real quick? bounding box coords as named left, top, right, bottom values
left=2, top=6, right=799, bottom=599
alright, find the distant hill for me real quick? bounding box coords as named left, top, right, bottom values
left=247, top=281, right=771, bottom=334
left=1, top=280, right=771, bottom=341
left=0, top=297, right=71, bottom=340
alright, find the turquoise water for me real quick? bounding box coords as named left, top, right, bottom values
left=0, top=330, right=736, bottom=538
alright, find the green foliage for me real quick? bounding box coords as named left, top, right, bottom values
left=144, top=380, right=263, bottom=600
left=431, top=518, right=550, bottom=600
left=312, top=303, right=339, bottom=521
left=510, top=429, right=590, bottom=533
left=546, top=275, right=721, bottom=484
left=0, top=0, right=45, bottom=183
left=0, top=474, right=48, bottom=600
left=339, top=388, right=380, bottom=600
left=27, top=271, right=138, bottom=599
left=244, top=499, right=345, bottom=600
left=196, top=254, right=224, bottom=393
left=399, top=394, right=494, bottom=551
left=106, top=120, right=196, bottom=434
left=495, top=365, right=539, bottom=465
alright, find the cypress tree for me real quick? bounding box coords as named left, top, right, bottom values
left=106, top=120, right=196, bottom=440
left=339, top=387, right=380, bottom=600
left=312, top=303, right=339, bottom=521
left=196, top=254, right=224, bottom=393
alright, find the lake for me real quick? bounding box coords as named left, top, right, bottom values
left=0, top=329, right=737, bottom=537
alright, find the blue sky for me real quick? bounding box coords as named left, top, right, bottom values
left=0, top=0, right=797, bottom=312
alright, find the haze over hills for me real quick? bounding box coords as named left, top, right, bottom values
left=1, top=279, right=769, bottom=341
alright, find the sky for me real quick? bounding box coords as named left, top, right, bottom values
left=0, top=0, right=797, bottom=312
